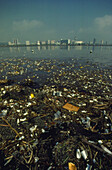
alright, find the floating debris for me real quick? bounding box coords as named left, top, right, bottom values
left=0, top=57, right=112, bottom=169
left=68, top=162, right=77, bottom=170
left=63, top=103, right=80, bottom=112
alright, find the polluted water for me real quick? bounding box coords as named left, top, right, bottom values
left=0, top=47, right=112, bottom=170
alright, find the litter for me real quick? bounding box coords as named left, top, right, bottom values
left=68, top=162, right=77, bottom=170
left=63, top=103, right=80, bottom=112
left=0, top=57, right=112, bottom=169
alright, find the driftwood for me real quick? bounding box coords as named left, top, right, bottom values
left=81, top=138, right=112, bottom=158
left=71, top=122, right=112, bottom=140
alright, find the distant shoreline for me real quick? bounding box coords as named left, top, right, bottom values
left=0, top=44, right=112, bottom=47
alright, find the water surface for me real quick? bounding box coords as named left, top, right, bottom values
left=0, top=46, right=112, bottom=67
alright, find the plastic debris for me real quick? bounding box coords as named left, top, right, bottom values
left=76, top=149, right=81, bottom=159
left=63, top=103, right=80, bottom=112
left=86, top=164, right=92, bottom=170
left=68, top=162, right=77, bottom=170
left=101, top=145, right=112, bottom=155
left=0, top=55, right=112, bottom=169
left=0, top=110, right=7, bottom=117
left=81, top=150, right=88, bottom=160
left=54, top=111, right=61, bottom=119
left=30, top=93, right=35, bottom=99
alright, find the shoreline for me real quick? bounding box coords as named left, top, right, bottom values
left=0, top=44, right=112, bottom=47
left=0, top=57, right=112, bottom=169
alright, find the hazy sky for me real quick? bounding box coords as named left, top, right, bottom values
left=0, top=0, right=112, bottom=43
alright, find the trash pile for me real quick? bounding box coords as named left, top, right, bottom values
left=0, top=58, right=112, bottom=169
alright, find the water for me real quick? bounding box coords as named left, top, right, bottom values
left=0, top=45, right=112, bottom=85
left=0, top=46, right=112, bottom=67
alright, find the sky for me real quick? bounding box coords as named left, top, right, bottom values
left=0, top=0, right=112, bottom=43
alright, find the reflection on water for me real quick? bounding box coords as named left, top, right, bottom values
left=9, top=47, right=20, bottom=52
left=74, top=46, right=82, bottom=50
left=37, top=45, right=57, bottom=50
left=5, top=45, right=112, bottom=53
left=0, top=46, right=112, bottom=66
left=37, top=46, right=41, bottom=51
left=9, top=47, right=13, bottom=52
left=26, top=47, right=31, bottom=51
left=60, top=45, right=82, bottom=50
